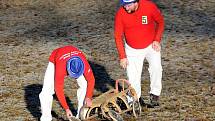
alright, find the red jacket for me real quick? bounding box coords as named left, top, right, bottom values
left=49, top=45, right=95, bottom=110
left=114, top=0, right=164, bottom=59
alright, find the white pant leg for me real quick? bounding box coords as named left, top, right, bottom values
left=126, top=57, right=144, bottom=98
left=125, top=44, right=146, bottom=98
left=76, top=75, right=87, bottom=118
left=145, top=46, right=162, bottom=96
left=39, top=62, right=55, bottom=121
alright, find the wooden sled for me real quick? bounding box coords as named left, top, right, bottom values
left=79, top=79, right=141, bottom=121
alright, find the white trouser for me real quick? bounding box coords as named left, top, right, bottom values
left=76, top=75, right=87, bottom=118
left=39, top=62, right=87, bottom=121
left=125, top=44, right=162, bottom=98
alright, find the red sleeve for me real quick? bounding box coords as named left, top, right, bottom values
left=114, top=9, right=126, bottom=59
left=49, top=49, right=58, bottom=63
left=152, top=4, right=165, bottom=42
left=79, top=53, right=95, bottom=99
left=54, top=63, right=69, bottom=110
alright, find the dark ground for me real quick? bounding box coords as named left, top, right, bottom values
left=0, top=0, right=215, bottom=120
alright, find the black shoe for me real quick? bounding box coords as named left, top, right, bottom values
left=148, top=94, right=160, bottom=108
left=139, top=96, right=145, bottom=106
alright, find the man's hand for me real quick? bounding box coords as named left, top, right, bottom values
left=66, top=109, right=73, bottom=119
left=120, top=58, right=128, bottom=70
left=152, top=41, right=161, bottom=52
left=84, top=97, right=92, bottom=107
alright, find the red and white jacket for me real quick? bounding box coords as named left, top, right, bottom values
left=114, top=0, right=165, bottom=59
left=49, top=45, right=95, bottom=110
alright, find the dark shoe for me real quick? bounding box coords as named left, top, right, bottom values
left=139, top=96, right=145, bottom=106
left=148, top=94, right=160, bottom=108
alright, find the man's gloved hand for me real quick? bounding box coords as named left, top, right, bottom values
left=66, top=109, right=73, bottom=119
left=84, top=97, right=92, bottom=107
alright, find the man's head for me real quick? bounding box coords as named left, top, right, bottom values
left=120, top=0, right=139, bottom=13
left=67, top=56, right=85, bottom=78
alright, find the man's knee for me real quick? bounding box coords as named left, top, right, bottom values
left=39, top=91, right=54, bottom=100
left=148, top=65, right=162, bottom=73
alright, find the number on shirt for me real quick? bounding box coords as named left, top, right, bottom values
left=142, top=16, right=148, bottom=24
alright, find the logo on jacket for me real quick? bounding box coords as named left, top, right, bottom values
left=59, top=51, right=82, bottom=60
left=142, top=16, right=148, bottom=24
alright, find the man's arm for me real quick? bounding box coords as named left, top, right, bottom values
left=54, top=64, right=70, bottom=111
left=55, top=71, right=75, bottom=119
left=152, top=4, right=165, bottom=42
left=55, top=76, right=70, bottom=110
left=114, top=10, right=126, bottom=60
left=79, top=54, right=95, bottom=101
left=114, top=10, right=129, bottom=69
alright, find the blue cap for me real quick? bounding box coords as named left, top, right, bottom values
left=120, top=0, right=137, bottom=6
left=67, top=56, right=85, bottom=78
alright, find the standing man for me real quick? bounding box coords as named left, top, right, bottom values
left=39, top=45, right=95, bottom=121
left=114, top=0, right=164, bottom=107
